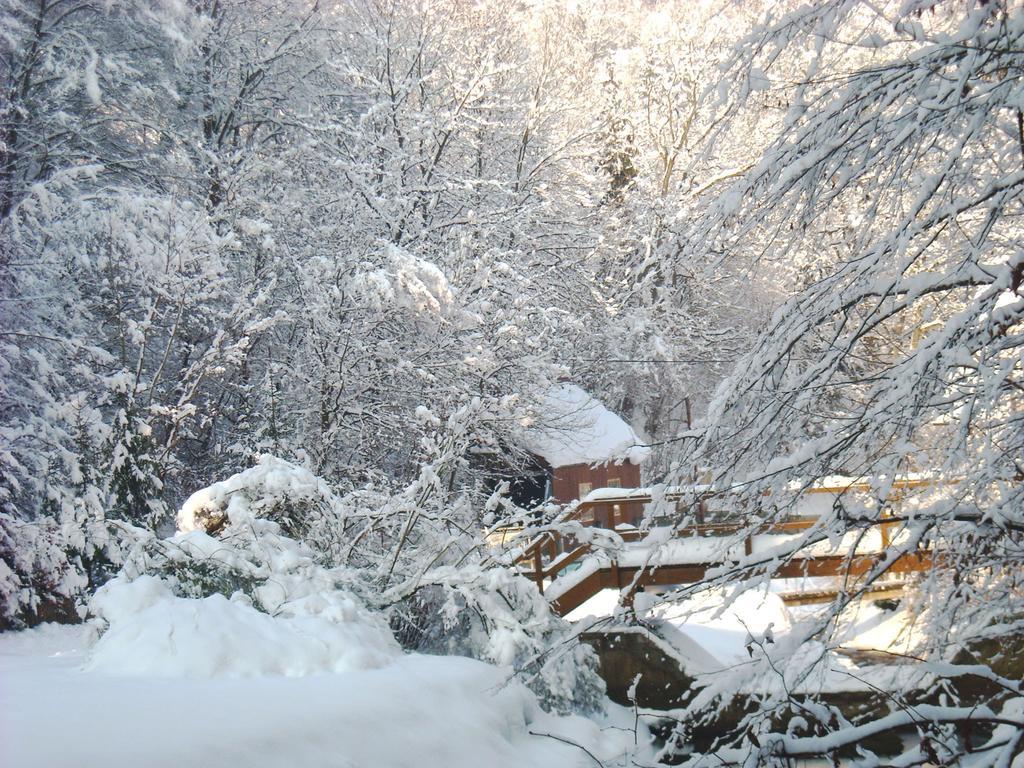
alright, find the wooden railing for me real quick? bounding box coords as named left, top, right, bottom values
left=508, top=486, right=925, bottom=615
left=513, top=516, right=823, bottom=593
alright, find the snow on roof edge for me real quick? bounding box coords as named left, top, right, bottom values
left=519, top=383, right=651, bottom=469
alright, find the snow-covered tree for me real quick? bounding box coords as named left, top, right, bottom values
left=657, top=2, right=1024, bottom=764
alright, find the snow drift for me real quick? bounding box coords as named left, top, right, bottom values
left=88, top=575, right=401, bottom=678
left=1, top=624, right=652, bottom=768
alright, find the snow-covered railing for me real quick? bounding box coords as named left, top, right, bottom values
left=503, top=476, right=953, bottom=615
left=519, top=513, right=937, bottom=616
left=578, top=474, right=952, bottom=506
left=531, top=529, right=934, bottom=617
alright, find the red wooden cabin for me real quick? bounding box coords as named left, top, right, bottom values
left=522, top=383, right=649, bottom=529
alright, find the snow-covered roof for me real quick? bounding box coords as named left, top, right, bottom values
left=520, top=384, right=650, bottom=469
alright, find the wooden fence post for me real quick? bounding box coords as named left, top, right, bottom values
left=880, top=507, right=893, bottom=551
left=533, top=545, right=544, bottom=594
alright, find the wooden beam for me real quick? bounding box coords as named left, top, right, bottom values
left=550, top=552, right=935, bottom=615
left=779, top=582, right=908, bottom=607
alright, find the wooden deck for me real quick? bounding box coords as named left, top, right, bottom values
left=510, top=482, right=937, bottom=616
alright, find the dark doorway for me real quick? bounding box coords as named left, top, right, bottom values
left=507, top=471, right=550, bottom=510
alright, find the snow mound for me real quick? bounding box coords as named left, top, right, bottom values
left=629, top=588, right=791, bottom=674
left=88, top=575, right=401, bottom=678
left=521, top=384, right=650, bottom=468
left=828, top=601, right=921, bottom=655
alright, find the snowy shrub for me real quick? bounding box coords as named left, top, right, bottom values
left=120, top=516, right=367, bottom=621
left=176, top=455, right=349, bottom=554
left=389, top=568, right=606, bottom=715
left=0, top=509, right=144, bottom=630
left=89, top=495, right=402, bottom=678
left=0, top=514, right=82, bottom=630
left=104, top=455, right=605, bottom=713
left=144, top=543, right=261, bottom=603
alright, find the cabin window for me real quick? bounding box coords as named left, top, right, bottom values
left=607, top=478, right=622, bottom=488
left=577, top=482, right=592, bottom=498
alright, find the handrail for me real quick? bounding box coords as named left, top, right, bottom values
left=566, top=476, right=953, bottom=517
left=512, top=512, right=919, bottom=610
left=513, top=517, right=820, bottom=570
left=506, top=478, right=937, bottom=601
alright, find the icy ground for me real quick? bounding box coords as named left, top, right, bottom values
left=0, top=622, right=650, bottom=768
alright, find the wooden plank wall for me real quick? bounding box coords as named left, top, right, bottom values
left=551, top=461, right=643, bottom=526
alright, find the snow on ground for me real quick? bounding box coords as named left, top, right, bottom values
left=0, top=621, right=651, bottom=768
left=0, top=572, right=655, bottom=768
left=0, top=459, right=656, bottom=768
left=639, top=588, right=791, bottom=672
left=564, top=585, right=926, bottom=694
